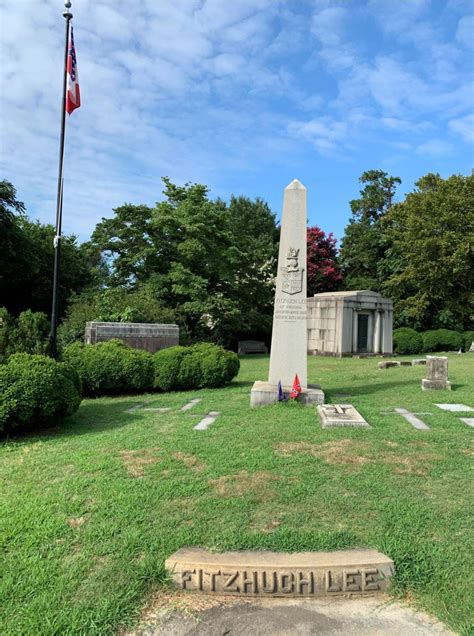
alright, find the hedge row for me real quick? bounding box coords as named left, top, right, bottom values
left=393, top=328, right=473, bottom=355
left=0, top=341, right=240, bottom=434
left=0, top=354, right=81, bottom=433
left=62, top=340, right=240, bottom=397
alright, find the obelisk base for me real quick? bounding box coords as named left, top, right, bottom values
left=250, top=381, right=325, bottom=408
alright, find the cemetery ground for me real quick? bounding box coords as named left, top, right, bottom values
left=1, top=355, right=473, bottom=635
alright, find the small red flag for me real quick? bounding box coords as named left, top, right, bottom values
left=289, top=374, right=302, bottom=399
left=66, top=25, right=80, bottom=115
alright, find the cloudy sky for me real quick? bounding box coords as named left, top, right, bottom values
left=0, top=0, right=473, bottom=243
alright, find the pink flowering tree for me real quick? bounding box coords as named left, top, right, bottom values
left=307, top=226, right=342, bottom=296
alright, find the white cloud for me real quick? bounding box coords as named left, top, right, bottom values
left=456, top=14, right=474, bottom=48
left=416, top=139, right=453, bottom=157
left=449, top=114, right=474, bottom=143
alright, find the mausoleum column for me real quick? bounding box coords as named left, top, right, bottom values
left=374, top=311, right=382, bottom=354
left=352, top=309, right=358, bottom=353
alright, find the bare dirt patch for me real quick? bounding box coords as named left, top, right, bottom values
left=120, top=447, right=161, bottom=478
left=172, top=452, right=206, bottom=472
left=209, top=471, right=280, bottom=500
left=67, top=515, right=87, bottom=528
left=276, top=440, right=442, bottom=474
left=276, top=440, right=372, bottom=465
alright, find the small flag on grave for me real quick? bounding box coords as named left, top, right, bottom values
left=277, top=380, right=284, bottom=401
left=289, top=374, right=302, bottom=399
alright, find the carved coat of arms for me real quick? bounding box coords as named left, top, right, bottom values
left=281, top=247, right=304, bottom=295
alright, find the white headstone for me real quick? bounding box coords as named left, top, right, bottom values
left=269, top=179, right=308, bottom=387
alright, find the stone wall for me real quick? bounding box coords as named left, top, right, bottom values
left=84, top=322, right=179, bottom=354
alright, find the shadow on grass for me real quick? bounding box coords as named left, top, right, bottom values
left=0, top=399, right=147, bottom=444
left=326, top=378, right=424, bottom=398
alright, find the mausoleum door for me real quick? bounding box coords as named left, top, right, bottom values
left=357, top=314, right=369, bottom=353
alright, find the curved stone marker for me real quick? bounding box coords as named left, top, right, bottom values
left=165, top=548, right=394, bottom=597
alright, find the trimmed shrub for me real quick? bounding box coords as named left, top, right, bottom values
left=463, top=331, right=474, bottom=352
left=422, top=329, right=463, bottom=353
left=63, top=340, right=154, bottom=396
left=393, top=327, right=423, bottom=355
left=0, top=353, right=81, bottom=433
left=153, top=343, right=240, bottom=391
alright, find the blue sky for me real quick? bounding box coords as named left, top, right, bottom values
left=0, top=0, right=473, bottom=245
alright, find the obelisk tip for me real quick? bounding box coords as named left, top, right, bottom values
left=285, top=178, right=306, bottom=190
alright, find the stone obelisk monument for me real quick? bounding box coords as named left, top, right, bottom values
left=250, top=179, right=324, bottom=407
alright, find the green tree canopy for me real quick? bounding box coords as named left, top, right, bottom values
left=0, top=180, right=95, bottom=318
left=91, top=178, right=278, bottom=346
left=381, top=172, right=474, bottom=330
left=339, top=170, right=401, bottom=291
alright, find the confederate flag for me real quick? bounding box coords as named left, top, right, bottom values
left=289, top=374, right=302, bottom=399
left=66, top=26, right=80, bottom=115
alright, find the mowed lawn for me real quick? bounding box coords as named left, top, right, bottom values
left=1, top=354, right=473, bottom=635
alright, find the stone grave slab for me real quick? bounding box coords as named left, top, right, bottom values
left=317, top=404, right=370, bottom=428
left=165, top=547, right=394, bottom=597
left=434, top=403, right=473, bottom=412
left=194, top=411, right=220, bottom=431
left=459, top=418, right=474, bottom=428
left=181, top=398, right=202, bottom=412
left=394, top=408, right=429, bottom=430
left=142, top=407, right=171, bottom=413
left=125, top=403, right=145, bottom=413
left=412, top=358, right=427, bottom=365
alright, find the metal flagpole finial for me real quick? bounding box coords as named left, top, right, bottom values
left=63, top=0, right=72, bottom=18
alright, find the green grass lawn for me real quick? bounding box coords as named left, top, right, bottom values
left=1, top=354, right=473, bottom=635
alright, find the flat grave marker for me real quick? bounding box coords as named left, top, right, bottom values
left=194, top=411, right=220, bottom=431
left=394, top=408, right=429, bottom=430
left=181, top=398, right=202, bottom=412
left=318, top=404, right=370, bottom=428
left=142, top=407, right=171, bottom=413
left=435, top=404, right=473, bottom=412
left=125, top=403, right=145, bottom=413
left=459, top=418, right=474, bottom=428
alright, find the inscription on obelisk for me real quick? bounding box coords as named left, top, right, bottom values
left=269, top=179, right=308, bottom=388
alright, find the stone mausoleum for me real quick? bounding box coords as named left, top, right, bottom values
left=307, top=291, right=393, bottom=357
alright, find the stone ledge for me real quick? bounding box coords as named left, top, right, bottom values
left=250, top=381, right=324, bottom=407
left=165, top=548, right=394, bottom=597
left=422, top=379, right=452, bottom=390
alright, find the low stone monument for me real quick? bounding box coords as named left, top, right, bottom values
left=317, top=404, right=370, bottom=428
left=84, top=321, right=179, bottom=354
left=421, top=356, right=451, bottom=390
left=166, top=547, right=394, bottom=597
left=250, top=180, right=324, bottom=407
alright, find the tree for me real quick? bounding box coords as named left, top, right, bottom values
left=339, top=170, right=401, bottom=291
left=306, top=226, right=342, bottom=296
left=91, top=179, right=278, bottom=346
left=0, top=179, right=96, bottom=318
left=381, top=172, right=474, bottom=330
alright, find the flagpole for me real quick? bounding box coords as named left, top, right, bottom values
left=49, top=0, right=73, bottom=358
